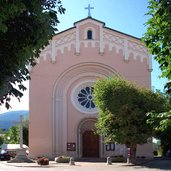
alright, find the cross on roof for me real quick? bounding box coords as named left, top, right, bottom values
left=85, top=4, right=94, bottom=17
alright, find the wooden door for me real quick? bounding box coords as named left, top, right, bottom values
left=82, top=130, right=99, bottom=157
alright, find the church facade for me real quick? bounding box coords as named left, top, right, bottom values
left=29, top=17, right=153, bottom=159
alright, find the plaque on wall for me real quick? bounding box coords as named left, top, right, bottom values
left=67, top=142, right=76, bottom=151
left=105, top=143, right=115, bottom=151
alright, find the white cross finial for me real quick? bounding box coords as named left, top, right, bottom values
left=85, top=4, right=94, bottom=17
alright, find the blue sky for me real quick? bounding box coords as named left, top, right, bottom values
left=0, top=0, right=167, bottom=113
left=57, top=0, right=167, bottom=90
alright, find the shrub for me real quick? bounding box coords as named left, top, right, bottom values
left=55, top=156, right=70, bottom=163
left=37, top=157, right=49, bottom=165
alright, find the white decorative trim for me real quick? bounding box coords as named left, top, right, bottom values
left=37, top=18, right=150, bottom=69
left=128, top=41, right=148, bottom=61
left=103, top=31, right=150, bottom=65
left=148, top=54, right=153, bottom=71
left=124, top=39, right=128, bottom=60
left=51, top=39, right=56, bottom=63
left=55, top=32, right=76, bottom=46
left=80, top=40, right=97, bottom=48
left=52, top=95, right=56, bottom=156
left=75, top=18, right=104, bottom=28
left=103, top=32, right=124, bottom=54
left=37, top=24, right=150, bottom=71
left=99, top=27, right=104, bottom=54
left=76, top=26, right=80, bottom=54
left=104, top=32, right=124, bottom=46
left=39, top=43, right=52, bottom=61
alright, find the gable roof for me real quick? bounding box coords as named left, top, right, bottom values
left=56, top=17, right=140, bottom=40
left=74, top=16, right=105, bottom=26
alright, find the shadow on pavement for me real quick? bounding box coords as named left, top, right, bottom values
left=142, top=158, right=171, bottom=170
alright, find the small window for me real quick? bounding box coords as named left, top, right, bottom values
left=87, top=30, right=93, bottom=39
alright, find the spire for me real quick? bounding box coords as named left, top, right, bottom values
left=85, top=4, right=94, bottom=17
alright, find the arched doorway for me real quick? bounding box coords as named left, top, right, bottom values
left=82, top=130, right=99, bottom=157
left=77, top=118, right=102, bottom=158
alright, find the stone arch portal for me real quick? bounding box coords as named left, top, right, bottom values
left=52, top=62, right=119, bottom=157
left=77, top=118, right=101, bottom=158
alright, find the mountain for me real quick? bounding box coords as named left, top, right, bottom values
left=0, top=110, right=29, bottom=130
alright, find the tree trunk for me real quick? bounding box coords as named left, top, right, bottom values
left=129, top=144, right=137, bottom=164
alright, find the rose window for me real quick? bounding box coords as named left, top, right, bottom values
left=77, top=86, right=95, bottom=109
left=71, top=81, right=98, bottom=114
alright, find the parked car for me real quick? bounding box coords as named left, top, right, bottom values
left=0, top=149, right=11, bottom=161
left=0, top=144, right=29, bottom=161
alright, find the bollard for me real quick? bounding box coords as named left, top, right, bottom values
left=127, top=157, right=130, bottom=164
left=107, top=157, right=112, bottom=165
left=127, top=147, right=131, bottom=164
left=69, top=157, right=75, bottom=165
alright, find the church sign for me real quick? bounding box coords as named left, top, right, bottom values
left=67, top=143, right=76, bottom=151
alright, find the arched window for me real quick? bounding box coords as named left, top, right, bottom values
left=84, top=27, right=95, bottom=40
left=87, top=30, right=93, bottom=39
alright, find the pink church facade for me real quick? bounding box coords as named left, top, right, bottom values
left=29, top=17, right=153, bottom=159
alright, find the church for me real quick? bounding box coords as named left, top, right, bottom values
left=29, top=7, right=153, bottom=159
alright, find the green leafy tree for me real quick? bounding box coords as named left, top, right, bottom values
left=147, top=92, right=171, bottom=156
left=4, top=125, right=20, bottom=144
left=4, top=119, right=29, bottom=145
left=0, top=129, right=7, bottom=146
left=93, top=77, right=168, bottom=163
left=143, top=0, right=171, bottom=93
left=0, top=1, right=65, bottom=109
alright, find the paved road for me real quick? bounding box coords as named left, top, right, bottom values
left=0, top=159, right=171, bottom=171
